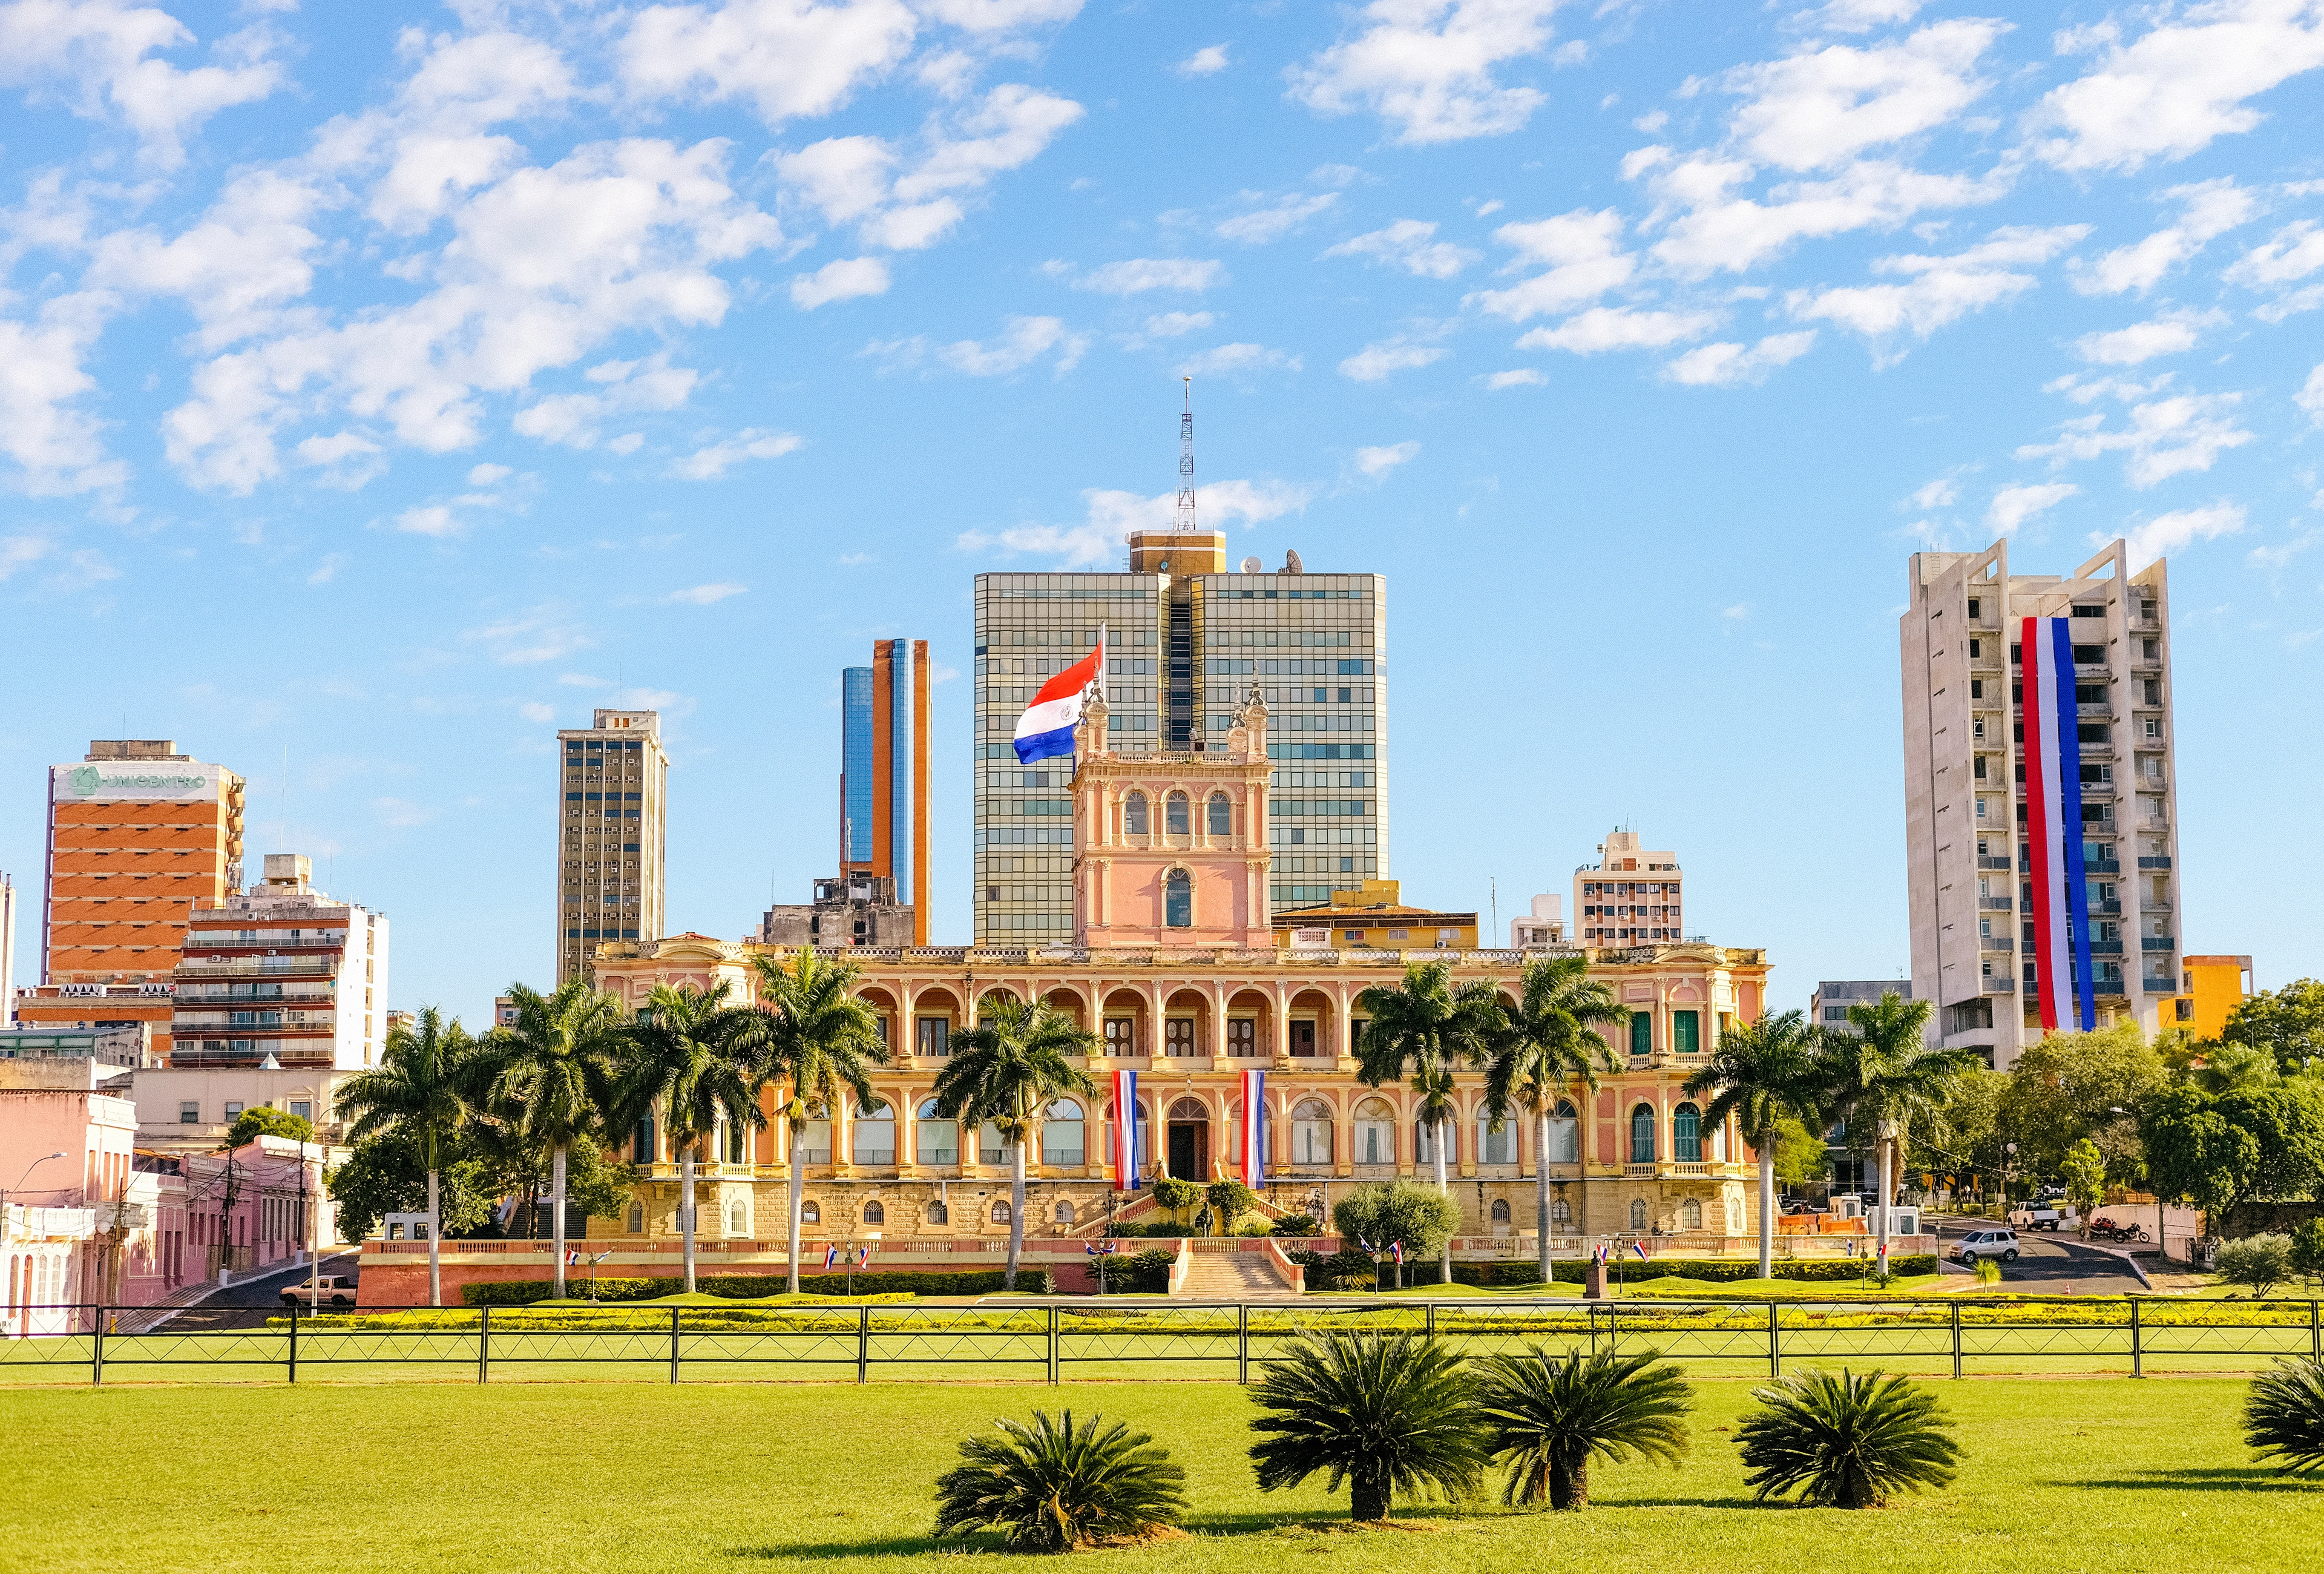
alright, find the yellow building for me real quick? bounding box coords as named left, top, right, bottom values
left=2173, top=955, right=2252, bottom=1041
left=1271, top=879, right=1479, bottom=951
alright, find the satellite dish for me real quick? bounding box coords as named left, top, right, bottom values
left=1284, top=548, right=1303, bottom=575
left=1241, top=556, right=1262, bottom=575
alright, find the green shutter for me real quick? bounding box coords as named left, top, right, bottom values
left=1629, top=1012, right=1652, bottom=1056
left=1673, top=1010, right=1699, bottom=1053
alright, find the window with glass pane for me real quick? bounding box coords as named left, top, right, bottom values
left=916, top=1016, right=948, bottom=1056
left=1477, top=1116, right=1516, bottom=1165
left=1208, top=794, right=1231, bottom=835
left=1227, top=1018, right=1257, bottom=1056
left=1629, top=1197, right=1648, bottom=1230
left=1164, top=1017, right=1198, bottom=1056
left=1041, top=1098, right=1085, bottom=1165
left=1353, top=1099, right=1394, bottom=1164
left=852, top=1100, right=895, bottom=1165
left=1630, top=1012, right=1652, bottom=1056
left=1672, top=1010, right=1699, bottom=1053
left=1548, top=1101, right=1579, bottom=1163
left=1680, top=1197, right=1702, bottom=1230
left=979, top=1120, right=1009, bottom=1165
left=1290, top=1098, right=1332, bottom=1166
left=798, top=1111, right=832, bottom=1165
left=1166, top=792, right=1190, bottom=834
left=1629, top=1104, right=1656, bottom=1163
left=1672, top=1103, right=1701, bottom=1162
left=1416, top=1119, right=1445, bottom=1164
left=916, top=1099, right=958, bottom=1165
left=1105, top=1017, right=1138, bottom=1056
left=1124, top=792, right=1148, bottom=834
left=1165, top=869, right=1192, bottom=926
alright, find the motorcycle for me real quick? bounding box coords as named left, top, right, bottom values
left=2086, top=1216, right=2152, bottom=1244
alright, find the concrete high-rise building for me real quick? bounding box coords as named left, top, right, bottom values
left=1811, top=980, right=1915, bottom=1034
left=169, top=854, right=390, bottom=1069
left=1574, top=829, right=1686, bottom=947
left=556, top=710, right=669, bottom=984
left=973, top=534, right=1387, bottom=943
left=1, top=871, right=15, bottom=1025
left=1902, top=538, right=2182, bottom=1069
left=840, top=639, right=930, bottom=945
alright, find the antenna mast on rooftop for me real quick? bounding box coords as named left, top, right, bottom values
left=1175, top=377, right=1196, bottom=532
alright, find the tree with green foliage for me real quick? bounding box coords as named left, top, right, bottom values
left=478, top=980, right=626, bottom=1297
left=1822, top=993, right=1978, bottom=1266
left=2058, top=1138, right=2107, bottom=1230
left=933, top=992, right=1095, bottom=1291
left=2217, top=1234, right=2294, bottom=1296
left=934, top=1411, right=1188, bottom=1551
left=613, top=980, right=762, bottom=1293
left=1482, top=953, right=1624, bottom=1284
left=749, top=949, right=890, bottom=1293
left=1204, top=1178, right=1256, bottom=1233
left=1474, top=1346, right=1691, bottom=1510
left=1771, top=1114, right=1828, bottom=1190
left=1248, top=1333, right=1487, bottom=1522
left=1330, top=1180, right=1457, bottom=1285
left=1356, top=961, right=1505, bottom=1286
left=323, top=1126, right=495, bottom=1246
left=2189, top=1042, right=2283, bottom=1096
left=2222, top=979, right=2324, bottom=1076
left=2140, top=1082, right=2324, bottom=1243
left=334, top=1005, right=477, bottom=1306
left=221, top=1105, right=314, bottom=1148
left=1994, top=1021, right=2163, bottom=1182
left=1736, top=1369, right=1961, bottom=1509
left=1684, top=1009, right=1828, bottom=1279
left=2291, top=1219, right=2324, bottom=1288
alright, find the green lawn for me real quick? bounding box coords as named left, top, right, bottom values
left=3, top=1377, right=2312, bottom=1573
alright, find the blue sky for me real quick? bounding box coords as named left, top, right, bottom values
left=2, top=0, right=2322, bottom=1022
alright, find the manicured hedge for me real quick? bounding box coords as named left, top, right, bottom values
left=459, top=1268, right=1051, bottom=1306
left=1305, top=1255, right=1940, bottom=1293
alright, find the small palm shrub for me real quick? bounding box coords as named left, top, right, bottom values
left=1248, top=1332, right=1488, bottom=1521
left=1474, top=1346, right=1691, bottom=1510
left=1271, top=1212, right=1319, bottom=1237
left=2246, top=1354, right=2324, bottom=1476
left=1736, top=1369, right=1960, bottom=1509
left=1972, top=1256, right=2003, bottom=1286
left=2217, top=1234, right=2296, bottom=1297
left=934, top=1410, right=1188, bottom=1551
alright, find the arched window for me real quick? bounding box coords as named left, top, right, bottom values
left=979, top=1120, right=1009, bottom=1165
left=927, top=1199, right=950, bottom=1225
left=1041, top=1098, right=1086, bottom=1167
left=992, top=1200, right=1013, bottom=1223
left=729, top=1200, right=747, bottom=1236
left=1166, top=791, right=1190, bottom=835
left=1629, top=1198, right=1649, bottom=1231
left=1352, top=1097, right=1396, bottom=1166
left=1551, top=1197, right=1572, bottom=1229
left=1477, top=1113, right=1517, bottom=1166
left=852, top=1098, right=895, bottom=1165
left=1548, top=1100, right=1580, bottom=1164
left=1629, top=1104, right=1656, bottom=1164
left=1124, top=791, right=1148, bottom=834
left=1416, top=1115, right=1448, bottom=1165
left=864, top=1200, right=885, bottom=1225
left=1680, top=1197, right=1702, bottom=1231
left=1728, top=1197, right=1744, bottom=1234
left=798, top=1102, right=832, bottom=1165
left=1054, top=1201, right=1075, bottom=1225
left=916, top=1099, right=959, bottom=1167
left=1290, top=1097, right=1334, bottom=1167
left=801, top=1200, right=821, bottom=1223
left=1489, top=1198, right=1512, bottom=1227
left=1207, top=793, right=1232, bottom=836
left=1164, top=869, right=1192, bottom=927
left=627, top=1202, right=643, bottom=1234
left=1672, top=1103, right=1702, bottom=1164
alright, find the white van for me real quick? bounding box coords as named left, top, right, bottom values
left=1953, top=1228, right=2019, bottom=1265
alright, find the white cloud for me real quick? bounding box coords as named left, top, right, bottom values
left=2116, top=501, right=2247, bottom=567
left=0, top=296, right=122, bottom=495
left=294, top=430, right=387, bottom=490
left=306, top=553, right=346, bottom=586
left=513, top=353, right=700, bottom=450
left=517, top=700, right=558, bottom=723
left=960, top=478, right=1314, bottom=565
left=1216, top=192, right=1339, bottom=244
left=1323, top=219, right=1480, bottom=279
left=0, top=0, right=287, bottom=167
left=468, top=463, right=514, bottom=486
left=1285, top=0, right=1563, bottom=144
left=2017, top=386, right=2254, bottom=488
left=671, top=429, right=806, bottom=479
left=619, top=0, right=917, bottom=125
left=1797, top=1, right=1927, bottom=33
left=1518, top=306, right=1718, bottom=354
left=2069, top=179, right=2257, bottom=295
left=1644, top=156, right=2007, bottom=277
left=1177, top=343, right=1301, bottom=378
left=919, top=0, right=1084, bottom=30
left=2072, top=311, right=2219, bottom=366
left=2296, top=361, right=2324, bottom=423
left=1485, top=367, right=1546, bottom=389
left=1466, top=208, right=1632, bottom=320
left=1661, top=329, right=1817, bottom=385
left=1178, top=43, right=1229, bottom=76
left=1123, top=311, right=1215, bottom=347
left=1908, top=477, right=1957, bottom=509
left=392, top=504, right=462, bottom=537
left=790, top=255, right=891, bottom=308
left=1985, top=481, right=2078, bottom=532
left=665, top=581, right=748, bottom=604
left=464, top=607, right=593, bottom=664
left=1787, top=225, right=2088, bottom=352
left=1354, top=441, right=1420, bottom=478
left=2026, top=1, right=2324, bottom=173
left=0, top=533, right=51, bottom=579
left=1338, top=341, right=1451, bottom=381
left=868, top=314, right=1089, bottom=377
left=1069, top=257, right=1224, bottom=294
left=2225, top=219, right=2324, bottom=320
left=1722, top=19, right=2006, bottom=173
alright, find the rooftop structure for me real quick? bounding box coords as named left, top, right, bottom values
left=1575, top=829, right=1688, bottom=947
left=167, top=854, right=390, bottom=1070
left=556, top=709, right=669, bottom=984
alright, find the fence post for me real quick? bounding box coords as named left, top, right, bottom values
left=857, top=1304, right=870, bottom=1386
left=669, top=1306, right=681, bottom=1386
left=91, top=1305, right=105, bottom=1388
left=1425, top=1302, right=1437, bottom=1341
left=1237, top=1302, right=1249, bottom=1385
left=1047, top=1305, right=1060, bottom=1386
left=1951, top=1299, right=1961, bottom=1380
left=478, top=1304, right=491, bottom=1385
left=2129, top=1296, right=2141, bottom=1378
left=288, top=1298, right=299, bottom=1385
left=1608, top=1300, right=1618, bottom=1357
left=1769, top=1300, right=1781, bottom=1380
left=2311, top=1300, right=2319, bottom=1362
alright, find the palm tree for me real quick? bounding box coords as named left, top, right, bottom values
left=750, top=949, right=889, bottom=1294
left=614, top=980, right=763, bottom=1293
left=1683, top=1009, right=1830, bottom=1279
left=1735, top=1368, right=1961, bottom=1508
left=1247, top=1332, right=1487, bottom=1522
left=1483, top=955, right=1624, bottom=1283
left=1356, top=961, right=1506, bottom=1285
left=335, top=1006, right=475, bottom=1308
left=933, top=992, right=1097, bottom=1291
left=1474, top=1346, right=1692, bottom=1510
left=934, top=1410, right=1189, bottom=1550
left=1822, top=993, right=1978, bottom=1269
left=478, top=979, right=626, bottom=1297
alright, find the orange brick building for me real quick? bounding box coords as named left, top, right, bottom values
left=18, top=742, right=245, bottom=1060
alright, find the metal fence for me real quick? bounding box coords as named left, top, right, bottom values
left=3, top=1296, right=2320, bottom=1386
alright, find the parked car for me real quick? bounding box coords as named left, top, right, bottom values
left=2020, top=1206, right=2079, bottom=1232
left=281, top=1275, right=358, bottom=1307
left=1953, top=1228, right=2020, bottom=1265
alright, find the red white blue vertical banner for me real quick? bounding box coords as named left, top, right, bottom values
left=1238, top=1068, right=1267, bottom=1187
left=2021, top=616, right=2097, bottom=1032
left=1111, top=1067, right=1140, bottom=1191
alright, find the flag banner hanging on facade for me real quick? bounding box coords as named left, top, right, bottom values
left=1111, top=1066, right=1140, bottom=1191
left=823, top=1243, right=839, bottom=1269
left=2021, top=616, right=2098, bottom=1032
left=1238, top=1067, right=1266, bottom=1187
left=1013, top=639, right=1105, bottom=765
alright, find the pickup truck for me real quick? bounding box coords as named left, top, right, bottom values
left=2017, top=1207, right=2079, bottom=1232
left=280, top=1275, right=358, bottom=1308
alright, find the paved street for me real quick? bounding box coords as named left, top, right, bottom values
left=163, top=1252, right=362, bottom=1331
left=1932, top=1213, right=2147, bottom=1295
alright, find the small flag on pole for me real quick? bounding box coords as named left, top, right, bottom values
left=823, top=1243, right=838, bottom=1269
left=1593, top=1241, right=1609, bottom=1265
left=1391, top=1240, right=1404, bottom=1265
left=1631, top=1240, right=1649, bottom=1262
left=566, top=1248, right=579, bottom=1267
left=857, top=1245, right=872, bottom=1267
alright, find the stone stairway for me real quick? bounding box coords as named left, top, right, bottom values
left=1175, top=1246, right=1299, bottom=1299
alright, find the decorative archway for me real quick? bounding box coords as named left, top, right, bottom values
left=1165, top=1095, right=1211, bottom=1179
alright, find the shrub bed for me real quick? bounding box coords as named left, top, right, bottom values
left=1302, top=1254, right=1938, bottom=1293
left=460, top=1268, right=1051, bottom=1306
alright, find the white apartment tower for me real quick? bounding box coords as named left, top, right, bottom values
left=556, top=710, right=669, bottom=984
left=168, top=854, right=390, bottom=1070
left=1902, top=538, right=2182, bottom=1069
left=1574, top=829, right=1686, bottom=947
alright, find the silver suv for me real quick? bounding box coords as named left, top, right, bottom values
left=1953, top=1228, right=2019, bottom=1265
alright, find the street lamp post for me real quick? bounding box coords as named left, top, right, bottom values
left=2, top=1150, right=69, bottom=1220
